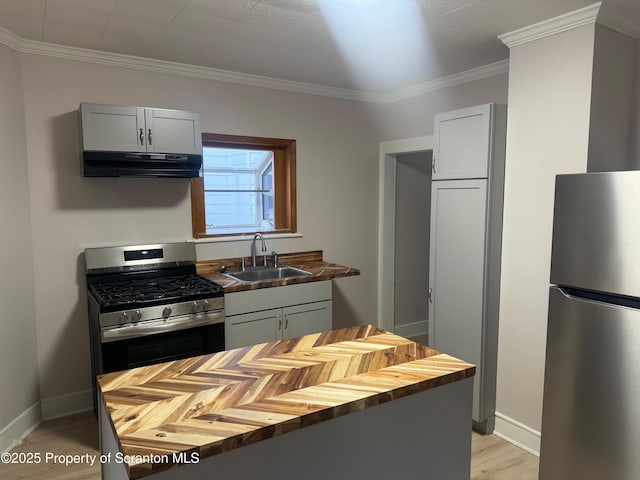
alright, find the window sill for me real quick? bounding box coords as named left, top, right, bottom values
left=193, top=232, right=303, bottom=244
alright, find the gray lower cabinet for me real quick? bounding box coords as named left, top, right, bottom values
left=225, top=281, right=332, bottom=349
left=428, top=103, right=506, bottom=434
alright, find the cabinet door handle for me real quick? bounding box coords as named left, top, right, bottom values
left=278, top=316, right=282, bottom=331
left=284, top=315, right=289, bottom=330
left=432, top=157, right=436, bottom=173
left=148, top=128, right=152, bottom=145
left=139, top=128, right=144, bottom=145
left=428, top=288, right=434, bottom=303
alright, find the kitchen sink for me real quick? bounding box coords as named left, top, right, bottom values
left=223, top=266, right=312, bottom=283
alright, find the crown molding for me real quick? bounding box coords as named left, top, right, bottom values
left=0, top=25, right=24, bottom=51
left=499, top=2, right=601, bottom=48
left=1, top=25, right=506, bottom=105
left=16, top=36, right=382, bottom=103
left=378, top=60, right=509, bottom=104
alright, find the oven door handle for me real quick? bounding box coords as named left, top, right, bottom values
left=101, top=311, right=224, bottom=342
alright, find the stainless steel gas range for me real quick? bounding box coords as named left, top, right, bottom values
left=84, top=242, right=225, bottom=408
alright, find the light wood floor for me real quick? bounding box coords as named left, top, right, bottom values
left=0, top=411, right=538, bottom=479
left=471, top=430, right=539, bottom=479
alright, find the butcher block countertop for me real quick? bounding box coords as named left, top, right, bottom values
left=98, top=325, right=475, bottom=479
left=196, top=250, right=359, bottom=293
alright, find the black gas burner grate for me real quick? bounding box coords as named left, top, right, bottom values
left=89, top=273, right=223, bottom=311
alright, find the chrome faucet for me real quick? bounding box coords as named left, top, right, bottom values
left=251, top=233, right=267, bottom=268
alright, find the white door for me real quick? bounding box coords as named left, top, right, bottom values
left=428, top=179, right=487, bottom=421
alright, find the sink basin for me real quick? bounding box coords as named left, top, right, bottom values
left=223, top=266, right=312, bottom=283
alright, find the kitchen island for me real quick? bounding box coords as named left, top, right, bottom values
left=98, top=325, right=475, bottom=480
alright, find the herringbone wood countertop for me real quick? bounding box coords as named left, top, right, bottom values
left=99, top=325, right=475, bottom=479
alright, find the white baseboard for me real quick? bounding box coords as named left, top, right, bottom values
left=394, top=320, right=428, bottom=338
left=0, top=402, right=41, bottom=453
left=1, top=389, right=93, bottom=452
left=41, top=389, right=93, bottom=421
left=494, top=411, right=541, bottom=457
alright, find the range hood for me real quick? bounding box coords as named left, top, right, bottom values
left=82, top=151, right=202, bottom=178
left=79, top=103, right=203, bottom=178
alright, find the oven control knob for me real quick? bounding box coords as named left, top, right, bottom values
left=162, top=306, right=172, bottom=318
left=120, top=311, right=128, bottom=322
left=191, top=301, right=199, bottom=313
left=203, top=299, right=210, bottom=311
left=134, top=310, right=142, bottom=322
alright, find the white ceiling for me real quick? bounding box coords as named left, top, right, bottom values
left=0, top=0, right=635, bottom=94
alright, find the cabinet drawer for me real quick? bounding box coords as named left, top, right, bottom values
left=225, top=281, right=332, bottom=316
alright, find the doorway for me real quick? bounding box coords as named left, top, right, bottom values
left=394, top=152, right=432, bottom=341
left=377, top=136, right=433, bottom=338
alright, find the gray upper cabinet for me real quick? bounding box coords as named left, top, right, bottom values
left=80, top=104, right=143, bottom=152
left=143, top=108, right=202, bottom=154
left=80, top=103, right=202, bottom=154
left=432, top=104, right=493, bottom=180
left=428, top=103, right=506, bottom=434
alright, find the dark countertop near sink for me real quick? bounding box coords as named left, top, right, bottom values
left=196, top=250, right=360, bottom=293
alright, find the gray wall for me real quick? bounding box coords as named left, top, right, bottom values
left=587, top=24, right=637, bottom=171
left=0, top=44, right=39, bottom=447
left=369, top=74, right=509, bottom=142
left=497, top=23, right=597, bottom=450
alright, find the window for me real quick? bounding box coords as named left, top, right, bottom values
left=200, top=148, right=274, bottom=232
left=260, top=162, right=274, bottom=224
left=191, top=133, right=296, bottom=238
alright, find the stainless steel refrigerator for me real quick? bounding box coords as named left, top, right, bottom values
left=539, top=171, right=640, bottom=479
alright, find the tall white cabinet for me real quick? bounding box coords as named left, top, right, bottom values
left=428, top=103, right=507, bottom=433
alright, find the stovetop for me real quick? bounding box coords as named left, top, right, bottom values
left=89, top=273, right=223, bottom=312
